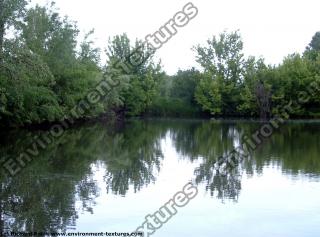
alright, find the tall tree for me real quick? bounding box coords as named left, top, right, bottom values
left=194, top=31, right=244, bottom=115
left=106, top=34, right=163, bottom=116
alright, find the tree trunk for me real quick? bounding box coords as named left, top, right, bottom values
left=256, top=82, right=271, bottom=121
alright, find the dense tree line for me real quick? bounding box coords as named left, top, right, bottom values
left=0, top=1, right=163, bottom=127
left=1, top=1, right=320, bottom=128
left=152, top=31, right=320, bottom=119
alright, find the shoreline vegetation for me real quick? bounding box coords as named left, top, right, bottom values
left=1, top=1, right=320, bottom=130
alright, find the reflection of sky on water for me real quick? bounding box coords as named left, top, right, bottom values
left=1, top=120, right=320, bottom=236
left=75, top=131, right=320, bottom=237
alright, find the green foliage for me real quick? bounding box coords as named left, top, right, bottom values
left=309, top=32, right=320, bottom=51
left=1, top=0, right=320, bottom=127
left=195, top=72, right=222, bottom=115
left=269, top=54, right=311, bottom=117
left=170, top=68, right=200, bottom=104
left=0, top=0, right=27, bottom=27
left=106, top=34, right=164, bottom=116
left=147, top=68, right=205, bottom=117
left=193, top=31, right=320, bottom=119
left=193, top=31, right=244, bottom=116
left=147, top=97, right=202, bottom=117
left=1, top=3, right=133, bottom=127
left=304, top=32, right=320, bottom=61
left=0, top=38, right=62, bottom=126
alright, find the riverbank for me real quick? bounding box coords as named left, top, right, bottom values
left=2, top=112, right=320, bottom=133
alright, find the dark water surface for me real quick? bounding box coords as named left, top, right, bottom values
left=1, top=119, right=320, bottom=237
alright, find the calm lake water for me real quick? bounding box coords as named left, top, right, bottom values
left=1, top=119, right=320, bottom=237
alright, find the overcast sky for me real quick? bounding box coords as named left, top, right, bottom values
left=32, top=0, right=319, bottom=75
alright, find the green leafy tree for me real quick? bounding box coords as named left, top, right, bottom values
left=106, top=34, right=163, bottom=116
left=239, top=57, right=273, bottom=119
left=170, top=68, right=201, bottom=104
left=238, top=56, right=260, bottom=116
left=194, top=31, right=244, bottom=115
left=304, top=32, right=320, bottom=61
left=270, top=54, right=314, bottom=117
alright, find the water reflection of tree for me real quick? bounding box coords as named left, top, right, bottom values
left=1, top=120, right=320, bottom=232
left=169, top=121, right=243, bottom=201
left=195, top=159, right=242, bottom=201
left=102, top=120, right=165, bottom=195
left=170, top=121, right=320, bottom=201
left=0, top=126, right=102, bottom=233
left=252, top=122, right=320, bottom=176
left=0, top=120, right=166, bottom=233
left=171, top=121, right=238, bottom=161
